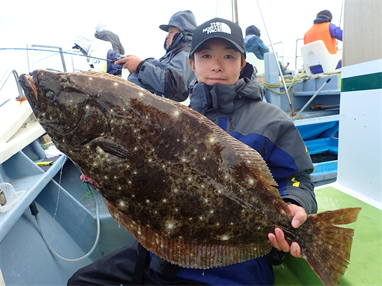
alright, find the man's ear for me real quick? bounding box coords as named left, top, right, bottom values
left=241, top=59, right=247, bottom=69
left=189, top=58, right=196, bottom=72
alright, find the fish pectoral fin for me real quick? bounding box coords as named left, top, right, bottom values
left=90, top=138, right=134, bottom=160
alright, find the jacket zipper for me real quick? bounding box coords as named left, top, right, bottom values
left=260, top=138, right=269, bottom=155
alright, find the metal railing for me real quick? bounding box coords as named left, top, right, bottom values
left=28, top=44, right=68, bottom=73
left=267, top=41, right=284, bottom=65
left=0, top=69, right=25, bottom=104
left=295, top=38, right=304, bottom=70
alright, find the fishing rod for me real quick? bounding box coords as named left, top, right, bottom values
left=255, top=0, right=296, bottom=117
left=0, top=47, right=115, bottom=62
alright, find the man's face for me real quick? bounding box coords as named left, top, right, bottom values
left=189, top=39, right=244, bottom=86
left=166, top=27, right=181, bottom=49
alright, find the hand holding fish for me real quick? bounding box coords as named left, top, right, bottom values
left=114, top=55, right=142, bottom=73
left=268, top=204, right=307, bottom=258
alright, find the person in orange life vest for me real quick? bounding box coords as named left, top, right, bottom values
left=304, top=10, right=343, bottom=55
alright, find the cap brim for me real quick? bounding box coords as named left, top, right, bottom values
left=72, top=44, right=80, bottom=49
left=190, top=36, right=245, bottom=57
left=159, top=24, right=170, bottom=32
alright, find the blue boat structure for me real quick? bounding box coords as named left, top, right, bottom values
left=0, top=0, right=381, bottom=285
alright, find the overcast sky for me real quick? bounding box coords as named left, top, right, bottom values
left=0, top=0, right=343, bottom=93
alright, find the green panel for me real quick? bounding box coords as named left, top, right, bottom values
left=342, top=72, right=382, bottom=92
left=274, top=186, right=382, bottom=285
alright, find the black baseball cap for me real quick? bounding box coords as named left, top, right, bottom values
left=189, top=17, right=246, bottom=58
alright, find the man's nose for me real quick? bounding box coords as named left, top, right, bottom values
left=211, top=59, right=223, bottom=72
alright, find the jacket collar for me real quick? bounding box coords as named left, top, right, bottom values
left=189, top=63, right=263, bottom=115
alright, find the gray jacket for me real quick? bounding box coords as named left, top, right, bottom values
left=189, top=63, right=317, bottom=214
left=128, top=10, right=196, bottom=102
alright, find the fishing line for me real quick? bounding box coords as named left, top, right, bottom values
left=0, top=47, right=114, bottom=62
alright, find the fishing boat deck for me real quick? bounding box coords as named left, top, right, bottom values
left=274, top=185, right=382, bottom=285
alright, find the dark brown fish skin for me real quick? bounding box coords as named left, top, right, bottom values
left=19, top=70, right=361, bottom=286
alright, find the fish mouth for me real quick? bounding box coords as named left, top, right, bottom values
left=18, top=74, right=38, bottom=108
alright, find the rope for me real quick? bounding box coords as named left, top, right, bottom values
left=262, top=67, right=306, bottom=95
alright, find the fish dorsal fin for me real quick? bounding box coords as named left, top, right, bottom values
left=154, top=97, right=278, bottom=193
left=104, top=198, right=272, bottom=269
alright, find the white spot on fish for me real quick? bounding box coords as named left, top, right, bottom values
left=205, top=199, right=208, bottom=203
left=174, top=189, right=178, bottom=193
left=188, top=177, right=192, bottom=181
left=221, top=235, right=229, bottom=241
left=119, top=201, right=125, bottom=207
left=209, top=137, right=215, bottom=143
left=114, top=82, right=118, bottom=86
left=162, top=199, right=167, bottom=203
left=96, top=146, right=105, bottom=155
left=210, top=210, right=214, bottom=214
left=199, top=216, right=203, bottom=220
left=89, top=77, right=93, bottom=80
left=138, top=92, right=144, bottom=96
left=146, top=199, right=150, bottom=203
left=249, top=179, right=254, bottom=185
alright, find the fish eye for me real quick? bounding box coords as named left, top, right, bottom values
left=46, top=91, right=55, bottom=101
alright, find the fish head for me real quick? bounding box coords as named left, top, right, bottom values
left=18, top=70, right=108, bottom=150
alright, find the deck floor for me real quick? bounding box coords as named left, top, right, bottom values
left=274, top=185, right=382, bottom=285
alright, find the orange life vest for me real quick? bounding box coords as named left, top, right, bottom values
left=304, top=22, right=337, bottom=54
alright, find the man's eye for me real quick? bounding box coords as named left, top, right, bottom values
left=225, top=55, right=234, bottom=59
left=202, top=54, right=211, bottom=58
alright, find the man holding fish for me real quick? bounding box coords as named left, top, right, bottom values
left=67, top=17, right=317, bottom=286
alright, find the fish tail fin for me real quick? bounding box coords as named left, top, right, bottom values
left=299, top=207, right=361, bottom=286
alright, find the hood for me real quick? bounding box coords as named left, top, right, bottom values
left=73, top=34, right=94, bottom=54
left=313, top=15, right=331, bottom=24
left=189, top=63, right=265, bottom=115
left=159, top=10, right=197, bottom=35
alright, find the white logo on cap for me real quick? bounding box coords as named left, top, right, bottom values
left=203, top=22, right=231, bottom=34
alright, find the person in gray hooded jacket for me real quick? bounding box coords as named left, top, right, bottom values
left=115, top=10, right=197, bottom=102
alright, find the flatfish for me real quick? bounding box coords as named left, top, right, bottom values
left=19, top=70, right=361, bottom=286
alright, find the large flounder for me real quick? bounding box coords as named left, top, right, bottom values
left=19, top=70, right=360, bottom=286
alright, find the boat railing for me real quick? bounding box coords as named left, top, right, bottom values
left=0, top=68, right=25, bottom=103
left=295, top=38, right=304, bottom=70
left=28, top=44, right=68, bottom=73
left=267, top=41, right=285, bottom=65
